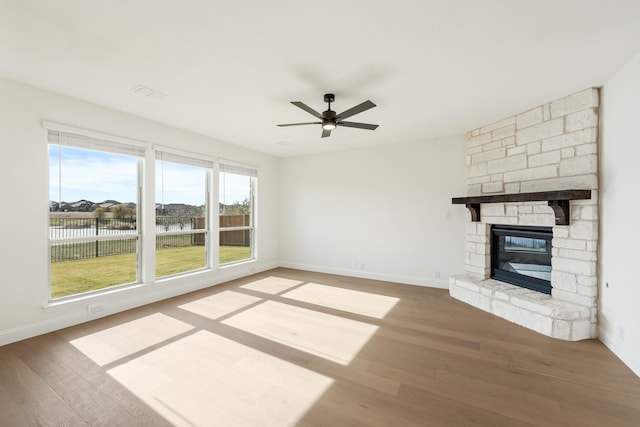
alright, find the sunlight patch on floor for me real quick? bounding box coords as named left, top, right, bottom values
left=178, top=290, right=261, bottom=320
left=69, top=313, right=194, bottom=366
left=240, top=276, right=303, bottom=294
left=222, top=301, right=378, bottom=365
left=282, top=282, right=400, bottom=319
left=107, top=330, right=334, bottom=427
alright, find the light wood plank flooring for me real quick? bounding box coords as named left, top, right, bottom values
left=1, top=268, right=639, bottom=426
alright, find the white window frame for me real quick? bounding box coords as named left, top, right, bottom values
left=219, top=160, right=257, bottom=265
left=44, top=121, right=146, bottom=301
left=155, top=147, right=214, bottom=278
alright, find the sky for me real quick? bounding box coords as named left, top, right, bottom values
left=49, top=145, right=250, bottom=206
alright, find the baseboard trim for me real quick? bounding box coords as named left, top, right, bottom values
left=598, top=326, right=640, bottom=378
left=0, top=312, right=90, bottom=347
left=278, top=261, right=449, bottom=289
left=0, top=261, right=280, bottom=347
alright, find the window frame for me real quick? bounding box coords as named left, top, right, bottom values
left=154, top=147, right=214, bottom=278
left=45, top=121, right=146, bottom=301
left=218, top=160, right=257, bottom=266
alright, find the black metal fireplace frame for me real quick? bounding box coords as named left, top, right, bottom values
left=491, top=225, right=553, bottom=294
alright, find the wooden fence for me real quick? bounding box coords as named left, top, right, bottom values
left=219, top=214, right=251, bottom=247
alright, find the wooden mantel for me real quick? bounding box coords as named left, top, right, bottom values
left=451, top=189, right=592, bottom=225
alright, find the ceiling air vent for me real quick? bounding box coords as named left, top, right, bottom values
left=130, top=85, right=167, bottom=100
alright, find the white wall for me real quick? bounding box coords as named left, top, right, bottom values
left=600, top=50, right=640, bottom=376
left=280, top=136, right=467, bottom=287
left=0, top=77, right=280, bottom=344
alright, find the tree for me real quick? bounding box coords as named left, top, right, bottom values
left=93, top=207, right=105, bottom=221
left=112, top=204, right=131, bottom=220
left=220, top=198, right=251, bottom=215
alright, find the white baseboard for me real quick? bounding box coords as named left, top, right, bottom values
left=0, top=312, right=90, bottom=347
left=598, top=326, right=640, bottom=378
left=0, top=261, right=280, bottom=347
left=278, top=261, right=449, bottom=289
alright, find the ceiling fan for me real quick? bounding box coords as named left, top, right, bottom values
left=277, top=93, right=378, bottom=138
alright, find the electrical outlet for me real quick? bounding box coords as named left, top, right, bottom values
left=435, top=271, right=441, bottom=279
left=87, top=303, right=103, bottom=314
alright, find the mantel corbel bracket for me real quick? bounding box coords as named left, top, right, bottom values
left=548, top=200, right=570, bottom=225
left=465, top=203, right=480, bottom=222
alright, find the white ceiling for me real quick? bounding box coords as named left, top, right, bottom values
left=2, top=1, right=640, bottom=157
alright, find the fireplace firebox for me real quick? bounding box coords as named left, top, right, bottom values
left=491, top=225, right=553, bottom=294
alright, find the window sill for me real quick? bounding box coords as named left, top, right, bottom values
left=219, top=258, right=256, bottom=269
left=154, top=267, right=212, bottom=284
left=43, top=282, right=145, bottom=311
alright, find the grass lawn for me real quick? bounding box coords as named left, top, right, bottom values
left=51, top=245, right=252, bottom=299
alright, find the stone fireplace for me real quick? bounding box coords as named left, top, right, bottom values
left=449, top=88, right=599, bottom=341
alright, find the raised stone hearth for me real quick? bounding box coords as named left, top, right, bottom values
left=450, top=275, right=592, bottom=340
left=450, top=88, right=599, bottom=341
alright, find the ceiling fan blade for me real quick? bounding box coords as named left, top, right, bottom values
left=321, top=128, right=332, bottom=138
left=338, top=121, right=379, bottom=130
left=337, top=100, right=376, bottom=120
left=291, top=101, right=323, bottom=119
left=277, top=122, right=321, bottom=127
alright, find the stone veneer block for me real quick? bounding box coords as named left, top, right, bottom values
left=516, top=107, right=543, bottom=129
left=519, top=174, right=598, bottom=193
left=467, top=133, right=492, bottom=148
left=503, top=165, right=558, bottom=183
left=472, top=147, right=506, bottom=164
left=507, top=146, right=526, bottom=156
left=450, top=282, right=491, bottom=312
left=565, top=109, right=598, bottom=132
left=516, top=118, right=564, bottom=145
left=549, top=88, right=599, bottom=118
left=483, top=139, right=504, bottom=151
left=467, top=163, right=488, bottom=179
left=576, top=143, right=597, bottom=156
left=492, top=124, right=516, bottom=140
left=482, top=181, right=504, bottom=193
left=529, top=150, right=561, bottom=168
left=559, top=155, right=598, bottom=176
left=487, top=154, right=527, bottom=174
left=541, top=128, right=597, bottom=152
left=504, top=183, right=520, bottom=193
left=571, top=320, right=594, bottom=341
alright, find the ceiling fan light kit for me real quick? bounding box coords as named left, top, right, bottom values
left=277, top=93, right=378, bottom=138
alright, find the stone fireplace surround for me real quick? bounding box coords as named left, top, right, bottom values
left=449, top=88, right=599, bottom=341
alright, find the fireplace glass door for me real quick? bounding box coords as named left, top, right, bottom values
left=491, top=225, right=552, bottom=294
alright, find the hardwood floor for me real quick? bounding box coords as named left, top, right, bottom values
left=1, top=268, right=639, bottom=426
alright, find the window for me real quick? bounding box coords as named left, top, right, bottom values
left=155, top=150, right=212, bottom=278
left=48, top=127, right=144, bottom=300
left=219, top=162, right=257, bottom=265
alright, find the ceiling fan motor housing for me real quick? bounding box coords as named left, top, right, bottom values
left=322, top=110, right=337, bottom=129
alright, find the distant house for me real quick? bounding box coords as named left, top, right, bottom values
left=69, top=200, right=93, bottom=212
left=95, top=200, right=120, bottom=211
